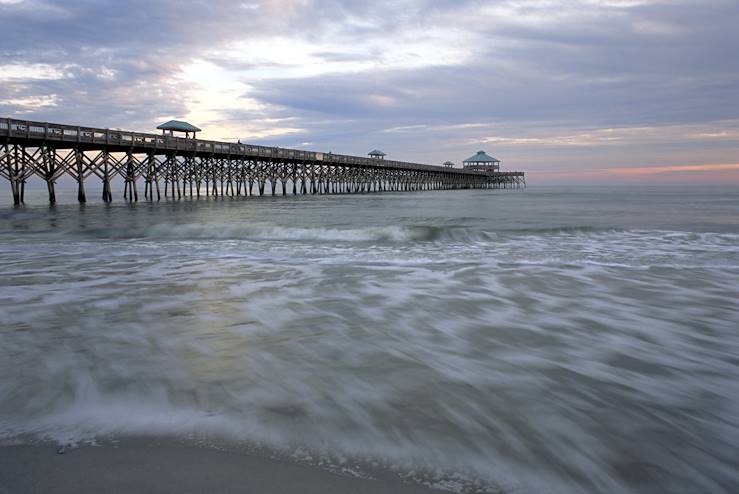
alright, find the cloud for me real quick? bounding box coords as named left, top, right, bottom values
left=0, top=0, right=737, bottom=182
left=609, top=163, right=739, bottom=176
left=0, top=63, right=70, bottom=81
left=0, top=94, right=58, bottom=110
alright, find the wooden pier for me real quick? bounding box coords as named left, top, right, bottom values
left=0, top=118, right=525, bottom=205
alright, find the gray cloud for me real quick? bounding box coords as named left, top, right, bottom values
left=1, top=0, right=738, bottom=181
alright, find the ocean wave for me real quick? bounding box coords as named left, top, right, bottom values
left=75, top=222, right=500, bottom=244
left=499, top=225, right=622, bottom=235
left=59, top=222, right=739, bottom=248
left=1, top=226, right=738, bottom=493
left=0, top=376, right=507, bottom=493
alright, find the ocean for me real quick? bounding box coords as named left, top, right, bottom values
left=0, top=185, right=737, bottom=493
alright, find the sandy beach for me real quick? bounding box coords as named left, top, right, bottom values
left=0, top=439, right=444, bottom=494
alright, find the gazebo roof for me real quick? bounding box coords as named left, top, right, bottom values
left=463, top=150, right=499, bottom=163
left=157, top=120, right=202, bottom=133
left=368, top=149, right=386, bottom=157
left=443, top=161, right=455, bottom=166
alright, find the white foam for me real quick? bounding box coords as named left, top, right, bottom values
left=2, top=218, right=739, bottom=493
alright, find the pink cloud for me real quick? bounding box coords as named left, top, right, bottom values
left=608, top=163, right=739, bottom=176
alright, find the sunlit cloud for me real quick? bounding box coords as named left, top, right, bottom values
left=212, top=26, right=476, bottom=81
left=0, top=63, right=71, bottom=81
left=174, top=60, right=304, bottom=141
left=0, top=94, right=58, bottom=109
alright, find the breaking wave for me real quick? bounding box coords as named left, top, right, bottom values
left=66, top=222, right=500, bottom=243
left=42, top=221, right=739, bottom=248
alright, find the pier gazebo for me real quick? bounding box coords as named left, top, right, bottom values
left=463, top=150, right=500, bottom=172
left=157, top=120, right=201, bottom=139
left=368, top=149, right=386, bottom=160
left=443, top=161, right=455, bottom=168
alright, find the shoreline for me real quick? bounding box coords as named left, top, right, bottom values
left=0, top=437, right=449, bottom=494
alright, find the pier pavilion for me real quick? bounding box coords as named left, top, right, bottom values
left=463, top=150, right=500, bottom=172
left=157, top=120, right=201, bottom=139
left=368, top=149, right=386, bottom=160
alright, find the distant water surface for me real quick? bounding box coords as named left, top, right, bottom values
left=1, top=185, right=738, bottom=493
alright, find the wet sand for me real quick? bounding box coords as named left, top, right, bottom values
left=0, top=439, right=444, bottom=494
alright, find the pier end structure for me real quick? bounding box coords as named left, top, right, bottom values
left=463, top=150, right=501, bottom=172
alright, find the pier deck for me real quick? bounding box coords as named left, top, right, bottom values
left=1, top=118, right=525, bottom=204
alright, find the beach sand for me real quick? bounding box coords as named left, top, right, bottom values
left=0, top=439, right=445, bottom=494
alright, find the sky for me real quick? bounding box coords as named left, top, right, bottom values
left=1, top=0, right=738, bottom=184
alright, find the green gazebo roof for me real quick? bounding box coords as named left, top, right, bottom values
left=368, top=149, right=386, bottom=157
left=463, top=150, right=499, bottom=163
left=157, top=120, right=202, bottom=133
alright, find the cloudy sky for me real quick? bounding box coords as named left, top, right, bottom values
left=1, top=0, right=738, bottom=183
